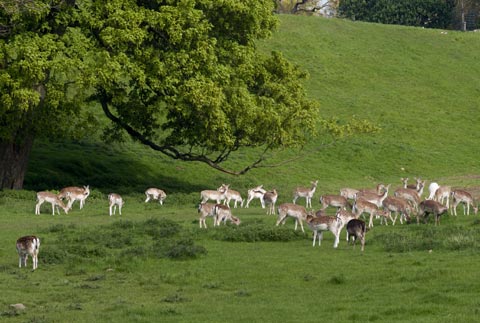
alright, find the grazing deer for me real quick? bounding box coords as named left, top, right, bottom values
left=262, top=189, right=278, bottom=215
left=418, top=200, right=448, bottom=226
left=394, top=182, right=424, bottom=212
left=382, top=196, right=412, bottom=225
left=198, top=202, right=216, bottom=228
left=293, top=180, right=318, bottom=208
left=434, top=186, right=451, bottom=209
left=355, top=184, right=390, bottom=209
left=319, top=194, right=352, bottom=210
left=35, top=191, right=70, bottom=215
left=16, top=236, right=40, bottom=270
left=346, top=219, right=366, bottom=252
left=214, top=204, right=241, bottom=226
left=353, top=198, right=393, bottom=228
left=59, top=185, right=90, bottom=210
left=108, top=193, right=124, bottom=216
left=276, top=203, right=309, bottom=233
left=245, top=185, right=267, bottom=208
left=357, top=183, right=386, bottom=195
left=145, top=188, right=167, bottom=205
left=200, top=184, right=229, bottom=204
left=339, top=187, right=359, bottom=200
left=451, top=190, right=478, bottom=216
left=224, top=189, right=244, bottom=208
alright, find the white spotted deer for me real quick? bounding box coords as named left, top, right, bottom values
left=59, top=185, right=90, bottom=210
left=353, top=198, right=392, bottom=228
left=197, top=202, right=216, bottom=228
left=293, top=180, right=318, bottom=209
left=418, top=200, right=448, bottom=226
left=451, top=190, right=478, bottom=216
left=262, top=189, right=278, bottom=215
left=200, top=184, right=229, bottom=204
left=394, top=180, right=424, bottom=212
left=245, top=185, right=267, bottom=208
left=355, top=184, right=391, bottom=209
left=276, top=203, right=309, bottom=233
left=145, top=188, right=167, bottom=205
left=214, top=204, right=241, bottom=226
left=108, top=193, right=124, bottom=216
left=401, top=177, right=423, bottom=190
left=224, top=189, right=244, bottom=208
left=16, top=235, right=40, bottom=270
left=434, top=186, right=452, bottom=209
left=35, top=191, right=70, bottom=215
left=319, top=194, right=352, bottom=211
left=382, top=196, right=412, bottom=225
left=305, top=209, right=353, bottom=248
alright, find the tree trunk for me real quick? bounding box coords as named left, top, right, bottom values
left=0, top=135, right=34, bottom=190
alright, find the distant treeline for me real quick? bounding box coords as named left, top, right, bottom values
left=276, top=0, right=480, bottom=30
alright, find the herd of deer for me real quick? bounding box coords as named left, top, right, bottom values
left=20, top=186, right=167, bottom=270
left=16, top=178, right=478, bottom=270
left=197, top=178, right=478, bottom=253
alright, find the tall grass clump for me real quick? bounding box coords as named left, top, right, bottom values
left=375, top=224, right=480, bottom=252
left=210, top=220, right=306, bottom=242
left=40, top=218, right=207, bottom=267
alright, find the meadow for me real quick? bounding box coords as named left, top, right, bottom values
left=1, top=14, right=480, bottom=322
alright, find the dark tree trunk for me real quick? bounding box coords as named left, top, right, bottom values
left=0, top=135, right=34, bottom=190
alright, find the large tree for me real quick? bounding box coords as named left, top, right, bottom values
left=0, top=0, right=321, bottom=189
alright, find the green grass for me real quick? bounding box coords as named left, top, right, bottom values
left=3, top=14, right=480, bottom=322
left=2, top=193, right=480, bottom=322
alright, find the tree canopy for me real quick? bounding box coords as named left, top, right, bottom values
left=0, top=0, right=322, bottom=188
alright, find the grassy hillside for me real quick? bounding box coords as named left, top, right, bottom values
left=4, top=16, right=480, bottom=322
left=25, top=15, right=480, bottom=198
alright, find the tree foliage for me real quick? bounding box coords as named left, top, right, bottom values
left=338, top=0, right=455, bottom=29
left=0, top=0, right=322, bottom=181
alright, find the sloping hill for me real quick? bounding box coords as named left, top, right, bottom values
left=25, top=15, right=480, bottom=198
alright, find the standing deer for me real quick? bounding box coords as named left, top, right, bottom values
left=145, top=188, right=167, bottom=205
left=394, top=181, right=424, bottom=212
left=200, top=184, right=229, bottom=204
left=355, top=184, right=391, bottom=208
left=346, top=219, right=366, bottom=252
left=293, top=180, right=318, bottom=208
left=353, top=198, right=393, bottom=228
left=108, top=193, right=124, bottom=216
left=245, top=185, right=267, bottom=208
left=276, top=203, right=309, bottom=233
left=427, top=182, right=440, bottom=200
left=224, top=189, right=244, bottom=208
left=434, top=186, right=452, bottom=209
left=382, top=196, right=412, bottom=225
left=305, top=209, right=353, bottom=248
left=340, top=187, right=359, bottom=200
left=262, top=189, right=278, bottom=215
left=451, top=190, right=478, bottom=216
left=319, top=194, right=352, bottom=210
left=401, top=177, right=423, bottom=190
left=16, top=236, right=40, bottom=270
left=59, top=185, right=90, bottom=210
left=35, top=191, right=70, bottom=215
left=198, top=202, right=216, bottom=228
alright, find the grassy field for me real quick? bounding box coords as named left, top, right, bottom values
left=2, top=14, right=480, bottom=322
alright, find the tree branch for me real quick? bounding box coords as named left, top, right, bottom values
left=98, top=92, right=265, bottom=175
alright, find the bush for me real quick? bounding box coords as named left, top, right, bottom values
left=211, top=222, right=306, bottom=242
